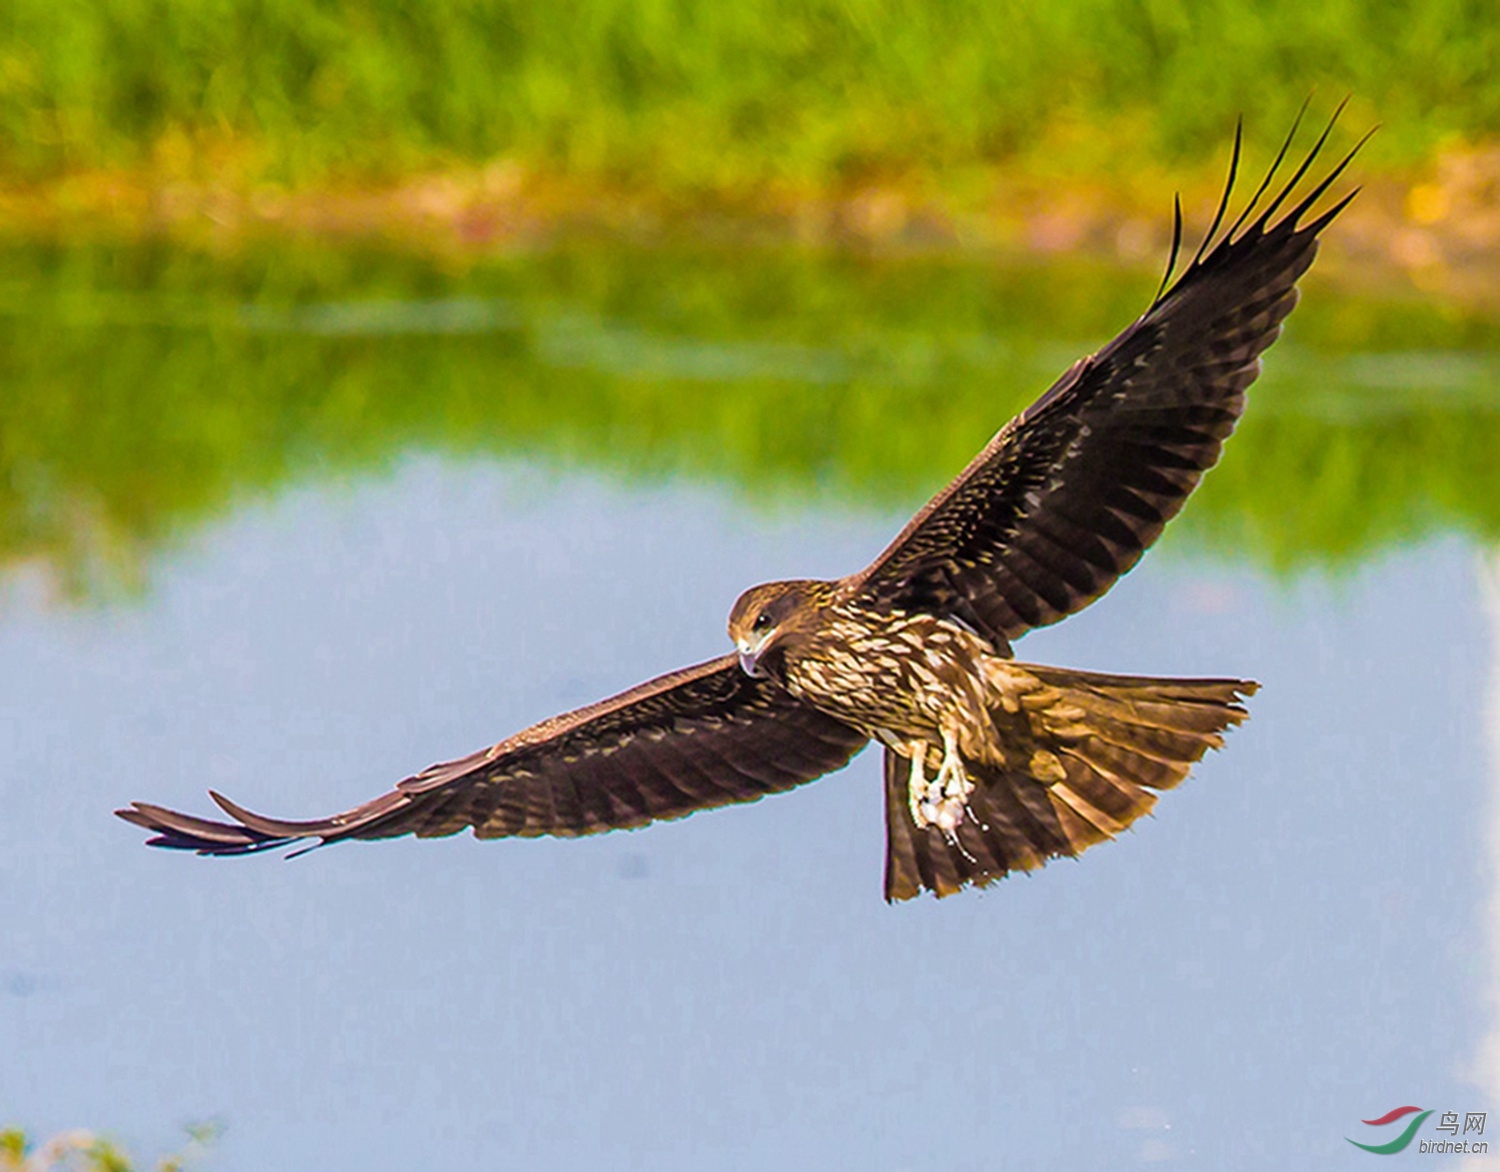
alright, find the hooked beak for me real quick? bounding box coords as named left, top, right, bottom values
left=736, top=636, right=768, bottom=678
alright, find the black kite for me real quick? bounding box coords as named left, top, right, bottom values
left=119, top=110, right=1364, bottom=900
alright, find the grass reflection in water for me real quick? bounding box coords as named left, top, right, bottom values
left=3, top=238, right=1498, bottom=598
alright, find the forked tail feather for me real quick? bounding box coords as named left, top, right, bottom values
left=883, top=668, right=1256, bottom=901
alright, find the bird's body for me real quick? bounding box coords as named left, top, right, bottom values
left=785, top=606, right=1001, bottom=756
left=120, top=109, right=1366, bottom=901
left=728, top=579, right=1254, bottom=896
left=728, top=582, right=999, bottom=748
left=788, top=606, right=1076, bottom=827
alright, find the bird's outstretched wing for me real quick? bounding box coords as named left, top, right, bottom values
left=842, top=108, right=1368, bottom=645
left=117, top=656, right=867, bottom=854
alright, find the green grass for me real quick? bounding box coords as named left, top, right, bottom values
left=1, top=0, right=1494, bottom=197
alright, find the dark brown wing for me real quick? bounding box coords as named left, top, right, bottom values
left=842, top=110, right=1367, bottom=645
left=117, top=655, right=867, bottom=854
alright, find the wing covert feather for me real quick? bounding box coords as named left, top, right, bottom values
left=843, top=115, right=1365, bottom=644
left=117, top=655, right=867, bottom=854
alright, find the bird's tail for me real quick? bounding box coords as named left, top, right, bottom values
left=883, top=666, right=1256, bottom=901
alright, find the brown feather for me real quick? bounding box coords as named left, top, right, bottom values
left=883, top=672, right=1255, bottom=901
left=122, top=114, right=1355, bottom=905
left=842, top=112, right=1364, bottom=647
left=118, top=655, right=867, bottom=855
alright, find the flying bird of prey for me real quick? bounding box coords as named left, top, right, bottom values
left=120, top=110, right=1364, bottom=901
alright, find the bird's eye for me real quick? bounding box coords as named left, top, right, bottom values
left=753, top=611, right=773, bottom=632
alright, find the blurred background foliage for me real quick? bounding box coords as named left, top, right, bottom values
left=0, top=1124, right=215, bottom=1171
left=0, top=0, right=1493, bottom=196
left=0, top=0, right=1496, bottom=601
left=3, top=237, right=1497, bottom=599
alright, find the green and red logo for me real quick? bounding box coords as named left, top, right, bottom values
left=1347, top=1107, right=1432, bottom=1154
left=1347, top=1105, right=1489, bottom=1154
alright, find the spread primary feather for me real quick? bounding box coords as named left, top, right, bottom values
left=119, top=108, right=1364, bottom=902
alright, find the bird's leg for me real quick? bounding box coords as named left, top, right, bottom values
left=910, top=728, right=974, bottom=833
left=936, top=727, right=970, bottom=799
left=906, top=740, right=933, bottom=829
left=931, top=726, right=974, bottom=831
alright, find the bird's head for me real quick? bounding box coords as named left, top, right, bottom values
left=727, top=579, right=828, bottom=679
